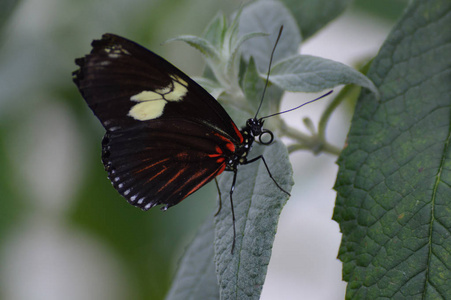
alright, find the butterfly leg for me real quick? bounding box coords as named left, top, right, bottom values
left=214, top=177, right=222, bottom=216
left=229, top=169, right=238, bottom=254
left=245, top=155, right=291, bottom=196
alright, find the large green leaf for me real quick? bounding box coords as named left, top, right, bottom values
left=214, top=139, right=293, bottom=299
left=165, top=139, right=293, bottom=300
left=165, top=216, right=219, bottom=300
left=333, top=0, right=451, bottom=298
left=269, top=54, right=379, bottom=96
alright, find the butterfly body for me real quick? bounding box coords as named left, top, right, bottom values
left=73, top=34, right=274, bottom=212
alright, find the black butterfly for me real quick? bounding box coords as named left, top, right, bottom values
left=73, top=32, right=328, bottom=250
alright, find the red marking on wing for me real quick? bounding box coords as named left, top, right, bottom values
left=225, top=142, right=235, bottom=152
left=208, top=145, right=224, bottom=158
left=231, top=122, right=244, bottom=143
left=182, top=164, right=226, bottom=199
left=145, top=168, right=167, bottom=184
left=157, top=166, right=187, bottom=193
left=135, top=157, right=170, bottom=174
left=214, top=133, right=235, bottom=153
left=217, top=163, right=226, bottom=174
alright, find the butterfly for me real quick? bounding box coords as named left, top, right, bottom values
left=73, top=31, right=330, bottom=251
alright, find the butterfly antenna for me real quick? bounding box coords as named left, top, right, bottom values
left=260, top=90, right=333, bottom=120
left=254, top=25, right=284, bottom=119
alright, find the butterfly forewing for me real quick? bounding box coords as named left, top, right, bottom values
left=73, top=34, right=243, bottom=210
left=73, top=34, right=240, bottom=136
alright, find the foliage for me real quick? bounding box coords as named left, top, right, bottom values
left=165, top=1, right=380, bottom=299
left=334, top=0, right=451, bottom=298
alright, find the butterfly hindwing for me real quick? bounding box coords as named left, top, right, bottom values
left=73, top=34, right=244, bottom=210
left=102, top=118, right=234, bottom=210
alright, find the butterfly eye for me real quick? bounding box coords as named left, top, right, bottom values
left=258, top=129, right=274, bottom=145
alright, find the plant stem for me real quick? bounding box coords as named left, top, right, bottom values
left=278, top=118, right=342, bottom=156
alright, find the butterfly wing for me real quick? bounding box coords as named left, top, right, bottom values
left=73, top=34, right=244, bottom=210
left=102, top=118, right=233, bottom=210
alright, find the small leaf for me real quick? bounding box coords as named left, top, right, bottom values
left=227, top=31, right=268, bottom=82
left=333, top=0, right=451, bottom=298
left=214, top=139, right=293, bottom=300
left=242, top=57, right=265, bottom=111
left=165, top=216, right=219, bottom=300
left=238, top=0, right=302, bottom=72
left=203, top=13, right=227, bottom=49
left=165, top=35, right=219, bottom=61
left=281, top=0, right=353, bottom=40
left=269, top=54, right=379, bottom=96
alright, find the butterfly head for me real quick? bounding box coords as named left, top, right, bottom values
left=245, top=118, right=274, bottom=145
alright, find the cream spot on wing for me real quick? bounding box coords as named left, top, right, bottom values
left=165, top=79, right=188, bottom=101
left=104, top=45, right=130, bottom=58
left=173, top=75, right=188, bottom=87
left=128, top=100, right=166, bottom=120
left=130, top=91, right=163, bottom=102
left=156, top=85, right=172, bottom=94
left=120, top=48, right=131, bottom=55
left=128, top=75, right=188, bottom=121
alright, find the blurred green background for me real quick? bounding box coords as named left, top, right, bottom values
left=0, top=0, right=405, bottom=299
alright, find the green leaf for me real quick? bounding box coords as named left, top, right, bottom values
left=203, top=13, right=227, bottom=49
left=227, top=31, right=268, bottom=82
left=280, top=0, right=353, bottom=40
left=333, top=0, right=451, bottom=298
left=242, top=57, right=265, bottom=111
left=165, top=216, right=219, bottom=300
left=269, top=54, right=379, bottom=96
left=165, top=35, right=219, bottom=61
left=214, top=139, right=293, bottom=300
left=238, top=0, right=302, bottom=72
left=241, top=57, right=283, bottom=118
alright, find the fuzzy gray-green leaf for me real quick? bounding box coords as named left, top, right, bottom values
left=241, top=57, right=283, bottom=118
left=238, top=0, right=301, bottom=72
left=203, top=13, right=227, bottom=49
left=333, top=0, right=451, bottom=298
left=269, top=54, right=379, bottom=96
left=166, top=35, right=219, bottom=60
left=214, top=139, right=293, bottom=300
left=165, top=216, right=219, bottom=300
